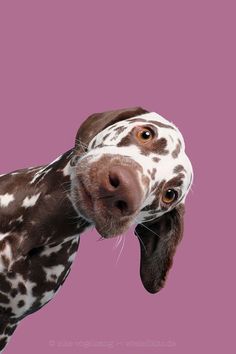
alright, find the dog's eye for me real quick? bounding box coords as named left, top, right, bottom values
left=136, top=128, right=153, bottom=143
left=162, top=189, right=178, bottom=204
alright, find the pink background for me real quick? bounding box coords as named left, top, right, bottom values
left=0, top=1, right=234, bottom=353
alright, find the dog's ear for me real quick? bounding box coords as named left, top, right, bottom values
left=75, top=107, right=148, bottom=149
left=135, top=204, right=185, bottom=294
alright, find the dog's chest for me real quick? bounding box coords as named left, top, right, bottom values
left=0, top=235, right=80, bottom=319
left=0, top=151, right=86, bottom=319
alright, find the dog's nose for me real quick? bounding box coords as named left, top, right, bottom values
left=99, top=166, right=143, bottom=216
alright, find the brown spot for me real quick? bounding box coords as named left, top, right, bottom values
left=10, top=258, right=29, bottom=281
left=142, top=175, right=150, bottom=189
left=0, top=275, right=11, bottom=293
left=57, top=271, right=70, bottom=288
left=7, top=271, right=16, bottom=279
left=18, top=282, right=27, bottom=295
left=17, top=300, right=25, bottom=308
left=0, top=240, right=6, bottom=252
left=0, top=321, right=6, bottom=333
left=152, top=157, right=160, bottom=163
left=94, top=142, right=105, bottom=149
left=117, top=134, right=131, bottom=147
left=5, top=324, right=17, bottom=336
left=91, top=139, right=97, bottom=149
left=172, top=139, right=181, bottom=158
left=148, top=168, right=157, bottom=180
left=110, top=126, right=128, bottom=141
left=173, top=165, right=186, bottom=174
left=69, top=240, right=80, bottom=254
left=0, top=337, right=8, bottom=350
left=10, top=289, right=18, bottom=298
left=152, top=138, right=169, bottom=155
left=113, top=126, right=127, bottom=134
left=0, top=306, right=13, bottom=318
left=127, top=118, right=148, bottom=123
left=149, top=120, right=175, bottom=130
left=4, top=326, right=11, bottom=335
left=0, top=292, right=10, bottom=304
left=102, top=133, right=111, bottom=140
left=152, top=180, right=166, bottom=208
left=151, top=181, right=159, bottom=192
left=1, top=255, right=10, bottom=269
left=166, top=173, right=185, bottom=188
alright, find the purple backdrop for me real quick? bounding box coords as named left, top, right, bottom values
left=0, top=1, right=234, bottom=353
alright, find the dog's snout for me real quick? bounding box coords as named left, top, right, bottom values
left=99, top=166, right=142, bottom=216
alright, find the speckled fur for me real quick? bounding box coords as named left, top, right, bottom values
left=0, top=151, right=90, bottom=351
left=0, top=108, right=193, bottom=351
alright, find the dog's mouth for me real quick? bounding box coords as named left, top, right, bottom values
left=73, top=155, right=145, bottom=238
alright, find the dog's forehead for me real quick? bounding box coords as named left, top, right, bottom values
left=89, top=112, right=184, bottom=149
left=86, top=112, right=192, bottom=184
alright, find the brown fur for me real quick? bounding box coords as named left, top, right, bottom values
left=172, top=139, right=182, bottom=158
left=135, top=204, right=185, bottom=293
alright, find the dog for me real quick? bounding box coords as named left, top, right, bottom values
left=0, top=107, right=193, bottom=351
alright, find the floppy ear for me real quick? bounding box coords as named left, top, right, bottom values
left=75, top=107, right=148, bottom=149
left=135, top=204, right=185, bottom=294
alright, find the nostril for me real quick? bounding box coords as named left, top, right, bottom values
left=109, top=173, right=120, bottom=188
left=115, top=200, right=128, bottom=215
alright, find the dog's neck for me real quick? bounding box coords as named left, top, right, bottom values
left=0, top=149, right=91, bottom=254
left=28, top=149, right=91, bottom=244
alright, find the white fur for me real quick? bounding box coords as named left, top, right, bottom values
left=0, top=193, right=15, bottom=207
left=22, top=193, right=41, bottom=208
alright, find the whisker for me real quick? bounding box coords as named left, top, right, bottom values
left=116, top=235, right=126, bottom=265
left=134, top=217, right=160, bottom=238
left=75, top=138, right=89, bottom=148
left=97, top=236, right=105, bottom=241
left=102, top=215, right=116, bottom=236
left=190, top=185, right=194, bottom=194
left=113, top=235, right=122, bottom=249
left=135, top=232, right=147, bottom=255
left=75, top=138, right=89, bottom=153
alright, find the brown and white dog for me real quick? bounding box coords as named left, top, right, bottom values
left=0, top=107, right=193, bottom=351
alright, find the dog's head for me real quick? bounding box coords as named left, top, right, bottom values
left=71, top=107, right=193, bottom=293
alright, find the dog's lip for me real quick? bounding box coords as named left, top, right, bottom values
left=79, top=179, right=93, bottom=210
left=77, top=177, right=138, bottom=237
left=95, top=216, right=133, bottom=238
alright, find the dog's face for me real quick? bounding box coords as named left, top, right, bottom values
left=70, top=107, right=193, bottom=293
left=71, top=108, right=192, bottom=237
